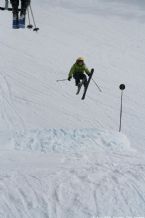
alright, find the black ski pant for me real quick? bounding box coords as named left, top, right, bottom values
left=73, top=72, right=88, bottom=87
left=10, top=0, right=31, bottom=16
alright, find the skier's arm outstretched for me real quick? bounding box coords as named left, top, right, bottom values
left=68, top=64, right=75, bottom=81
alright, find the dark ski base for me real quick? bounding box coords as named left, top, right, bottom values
left=81, top=68, right=94, bottom=100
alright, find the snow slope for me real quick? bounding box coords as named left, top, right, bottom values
left=1, top=129, right=145, bottom=217
left=0, top=0, right=145, bottom=150
left=0, top=0, right=145, bottom=217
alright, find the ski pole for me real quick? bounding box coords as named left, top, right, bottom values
left=92, top=78, right=102, bottom=92
left=119, top=84, right=125, bottom=132
left=56, top=79, right=68, bottom=82
left=27, top=7, right=33, bottom=29
left=29, top=4, right=39, bottom=32
left=5, top=0, right=8, bottom=10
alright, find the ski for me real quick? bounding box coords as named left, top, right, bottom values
left=81, top=68, right=94, bottom=100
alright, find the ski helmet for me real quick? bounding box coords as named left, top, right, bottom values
left=76, top=57, right=84, bottom=62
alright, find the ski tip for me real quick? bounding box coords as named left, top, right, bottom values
left=91, top=68, right=94, bottom=73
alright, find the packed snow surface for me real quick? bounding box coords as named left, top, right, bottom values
left=0, top=0, right=145, bottom=150
left=0, top=0, right=145, bottom=217
left=0, top=129, right=145, bottom=217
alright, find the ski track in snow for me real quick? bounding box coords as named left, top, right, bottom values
left=0, top=129, right=145, bottom=217
left=0, top=72, right=25, bottom=130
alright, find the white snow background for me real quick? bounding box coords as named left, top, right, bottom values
left=0, top=0, right=145, bottom=217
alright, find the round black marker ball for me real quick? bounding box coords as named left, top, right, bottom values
left=119, top=84, right=125, bottom=90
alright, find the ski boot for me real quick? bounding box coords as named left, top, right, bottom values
left=19, top=14, right=26, bottom=28
left=12, top=13, right=19, bottom=29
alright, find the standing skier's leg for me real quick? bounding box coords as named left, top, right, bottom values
left=10, top=0, right=19, bottom=28
left=19, top=0, right=31, bottom=28
left=21, top=0, right=30, bottom=15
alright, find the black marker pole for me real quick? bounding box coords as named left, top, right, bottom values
left=119, top=84, right=125, bottom=132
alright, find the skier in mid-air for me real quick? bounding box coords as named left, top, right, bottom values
left=68, top=57, right=92, bottom=88
left=10, top=0, right=30, bottom=28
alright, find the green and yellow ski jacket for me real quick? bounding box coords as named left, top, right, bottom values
left=68, top=63, right=90, bottom=79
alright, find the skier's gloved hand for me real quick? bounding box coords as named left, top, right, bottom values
left=68, top=76, right=72, bottom=81
left=88, top=72, right=92, bottom=76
